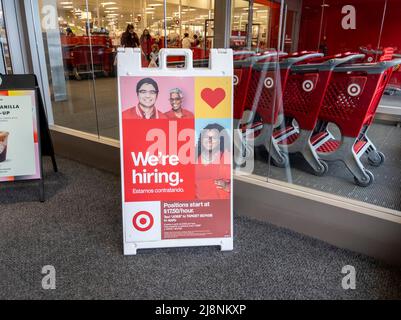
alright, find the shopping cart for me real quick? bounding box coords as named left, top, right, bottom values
left=276, top=52, right=365, bottom=175
left=71, top=45, right=113, bottom=80
left=233, top=51, right=264, bottom=131
left=232, top=50, right=274, bottom=166
left=310, top=50, right=401, bottom=186
left=246, top=51, right=323, bottom=167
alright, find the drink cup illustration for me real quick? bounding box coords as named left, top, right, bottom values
left=0, top=131, right=9, bottom=162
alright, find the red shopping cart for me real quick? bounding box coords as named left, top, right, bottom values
left=71, top=45, right=113, bottom=80
left=246, top=51, right=323, bottom=167
left=233, top=51, right=265, bottom=129
left=311, top=49, right=401, bottom=186
left=232, top=50, right=274, bottom=166
left=276, top=52, right=365, bottom=175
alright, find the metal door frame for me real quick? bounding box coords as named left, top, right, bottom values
left=22, top=0, right=54, bottom=124
left=1, top=0, right=31, bottom=74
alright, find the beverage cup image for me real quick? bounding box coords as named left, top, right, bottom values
left=0, top=131, right=9, bottom=162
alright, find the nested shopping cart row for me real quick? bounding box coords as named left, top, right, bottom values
left=234, top=48, right=401, bottom=187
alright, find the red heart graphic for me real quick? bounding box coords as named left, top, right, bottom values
left=201, top=88, right=226, bottom=109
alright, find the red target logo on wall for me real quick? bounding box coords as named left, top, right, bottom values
left=132, top=211, right=154, bottom=232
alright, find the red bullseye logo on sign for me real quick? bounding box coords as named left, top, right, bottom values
left=132, top=211, right=154, bottom=232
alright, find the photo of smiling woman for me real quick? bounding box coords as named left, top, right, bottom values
left=195, top=123, right=231, bottom=200
left=164, top=88, right=194, bottom=119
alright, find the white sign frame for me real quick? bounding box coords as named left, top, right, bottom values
left=117, top=48, right=234, bottom=255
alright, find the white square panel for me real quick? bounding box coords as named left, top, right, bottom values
left=124, top=201, right=161, bottom=243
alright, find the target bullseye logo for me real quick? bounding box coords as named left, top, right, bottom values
left=264, top=77, right=274, bottom=89
left=302, top=80, right=314, bottom=92
left=233, top=75, right=239, bottom=86
left=133, top=211, right=154, bottom=232
left=348, top=83, right=361, bottom=97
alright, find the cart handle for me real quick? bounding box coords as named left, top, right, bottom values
left=233, top=50, right=255, bottom=56
left=332, top=54, right=366, bottom=67
left=290, top=54, right=365, bottom=73
left=334, top=58, right=401, bottom=74
left=382, top=58, right=401, bottom=69
left=234, top=51, right=286, bottom=66
left=282, top=53, right=324, bottom=68
left=290, top=52, right=324, bottom=63
left=251, top=51, right=287, bottom=62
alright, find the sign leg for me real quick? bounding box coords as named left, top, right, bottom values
left=39, top=179, right=45, bottom=202
left=220, top=239, right=234, bottom=251
left=51, top=154, right=58, bottom=173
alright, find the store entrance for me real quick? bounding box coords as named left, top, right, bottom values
left=24, top=0, right=286, bottom=140
left=0, top=0, right=23, bottom=75
left=230, top=0, right=294, bottom=52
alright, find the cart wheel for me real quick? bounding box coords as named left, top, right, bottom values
left=234, top=141, right=254, bottom=168
left=234, top=147, right=247, bottom=168
left=271, top=151, right=289, bottom=168
left=234, top=159, right=247, bottom=168
left=234, top=148, right=247, bottom=168
left=354, top=170, right=374, bottom=187
left=242, top=111, right=266, bottom=147
left=368, top=151, right=385, bottom=167
left=314, top=160, right=328, bottom=177
left=73, top=68, right=81, bottom=81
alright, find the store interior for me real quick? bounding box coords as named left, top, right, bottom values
left=42, top=0, right=278, bottom=137
left=38, top=0, right=401, bottom=213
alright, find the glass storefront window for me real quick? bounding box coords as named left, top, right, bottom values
left=30, top=0, right=401, bottom=214
left=231, top=0, right=249, bottom=49
left=36, top=0, right=215, bottom=140
left=231, top=0, right=282, bottom=52
left=39, top=0, right=100, bottom=136
left=243, top=0, right=401, bottom=213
